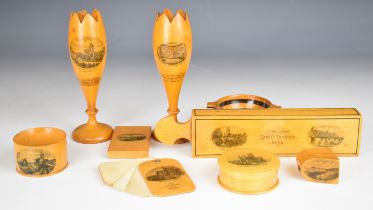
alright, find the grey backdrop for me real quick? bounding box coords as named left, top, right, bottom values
left=1, top=0, right=373, bottom=60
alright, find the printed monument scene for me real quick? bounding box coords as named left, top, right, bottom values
left=157, top=42, right=186, bottom=65
left=229, top=153, right=269, bottom=166
left=70, top=38, right=105, bottom=69
left=146, top=166, right=185, bottom=181
left=212, top=127, right=247, bottom=148
left=309, top=126, right=344, bottom=147
left=17, top=150, right=56, bottom=175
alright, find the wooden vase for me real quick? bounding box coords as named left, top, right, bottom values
left=152, top=9, right=192, bottom=144
left=68, top=9, right=113, bottom=144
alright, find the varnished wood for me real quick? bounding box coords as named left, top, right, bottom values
left=68, top=9, right=113, bottom=144
left=108, top=126, right=151, bottom=158
left=153, top=116, right=191, bottom=145
left=150, top=106, right=361, bottom=157
left=192, top=108, right=361, bottom=157
left=297, top=148, right=339, bottom=184
left=218, top=148, right=280, bottom=194
left=152, top=9, right=192, bottom=144
left=138, top=158, right=195, bottom=197
left=207, top=94, right=281, bottom=109
left=13, top=128, right=68, bottom=177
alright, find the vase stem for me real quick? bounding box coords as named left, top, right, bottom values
left=86, top=108, right=98, bottom=124
left=167, top=108, right=180, bottom=117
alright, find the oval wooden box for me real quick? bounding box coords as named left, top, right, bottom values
left=13, top=127, right=68, bottom=177
left=218, top=148, right=280, bottom=194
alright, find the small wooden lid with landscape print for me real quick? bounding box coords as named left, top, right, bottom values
left=108, top=126, right=151, bottom=158
left=218, top=148, right=280, bottom=194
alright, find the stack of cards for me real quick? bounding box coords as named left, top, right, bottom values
left=98, top=158, right=195, bottom=197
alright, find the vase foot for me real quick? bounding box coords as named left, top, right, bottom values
left=72, top=123, right=113, bottom=144
left=153, top=115, right=191, bottom=144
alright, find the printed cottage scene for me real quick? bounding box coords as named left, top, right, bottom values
left=309, top=126, right=344, bottom=147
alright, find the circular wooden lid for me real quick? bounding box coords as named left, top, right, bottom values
left=218, top=148, right=280, bottom=174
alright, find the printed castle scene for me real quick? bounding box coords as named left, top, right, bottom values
left=146, top=166, right=185, bottom=182
left=229, top=153, right=269, bottom=166
left=157, top=42, right=186, bottom=65
left=212, top=127, right=247, bottom=148
left=70, top=38, right=105, bottom=69
left=17, top=150, right=56, bottom=175
left=309, top=126, right=344, bottom=147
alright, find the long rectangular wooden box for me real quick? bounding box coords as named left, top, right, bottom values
left=191, top=108, right=362, bottom=157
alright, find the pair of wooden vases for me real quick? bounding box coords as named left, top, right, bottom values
left=67, top=9, right=191, bottom=144
left=13, top=8, right=190, bottom=177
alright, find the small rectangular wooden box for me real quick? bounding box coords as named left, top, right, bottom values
left=192, top=108, right=362, bottom=157
left=108, top=126, right=151, bottom=158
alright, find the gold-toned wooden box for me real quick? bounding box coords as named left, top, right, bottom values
left=297, top=148, right=339, bottom=184
left=108, top=126, right=151, bottom=158
left=192, top=108, right=361, bottom=157
left=218, top=148, right=280, bottom=194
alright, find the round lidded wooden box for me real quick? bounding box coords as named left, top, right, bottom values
left=218, top=148, right=280, bottom=194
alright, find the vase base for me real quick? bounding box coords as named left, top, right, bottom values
left=72, top=123, right=113, bottom=144
left=153, top=115, right=190, bottom=144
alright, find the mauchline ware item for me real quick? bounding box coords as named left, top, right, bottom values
left=207, top=94, right=281, bottom=110
left=68, top=9, right=113, bottom=144
left=218, top=148, right=280, bottom=194
left=152, top=9, right=192, bottom=144
left=297, top=148, right=339, bottom=184
left=13, top=127, right=68, bottom=177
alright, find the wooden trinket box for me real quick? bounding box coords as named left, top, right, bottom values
left=13, top=127, right=68, bottom=177
left=108, top=126, right=151, bottom=158
left=192, top=108, right=361, bottom=157
left=297, top=148, right=339, bottom=184
left=218, top=148, right=280, bottom=194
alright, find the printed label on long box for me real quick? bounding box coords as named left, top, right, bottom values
left=194, top=119, right=360, bottom=157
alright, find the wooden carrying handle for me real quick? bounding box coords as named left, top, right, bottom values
left=207, top=102, right=216, bottom=109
